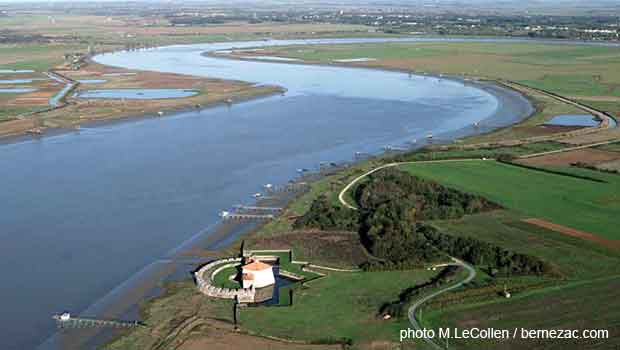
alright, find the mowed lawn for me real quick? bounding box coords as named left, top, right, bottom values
left=401, top=160, right=620, bottom=240
left=238, top=269, right=437, bottom=343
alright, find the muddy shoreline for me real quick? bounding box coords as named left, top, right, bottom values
left=0, top=56, right=285, bottom=143
left=0, top=85, right=284, bottom=146
left=29, top=38, right=535, bottom=350
left=204, top=49, right=535, bottom=140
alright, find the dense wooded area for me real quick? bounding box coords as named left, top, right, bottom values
left=295, top=168, right=553, bottom=276
left=354, top=168, right=501, bottom=219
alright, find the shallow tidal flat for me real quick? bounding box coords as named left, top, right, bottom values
left=0, top=38, right=535, bottom=350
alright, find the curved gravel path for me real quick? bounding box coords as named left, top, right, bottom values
left=408, top=258, right=477, bottom=349
left=338, top=159, right=485, bottom=210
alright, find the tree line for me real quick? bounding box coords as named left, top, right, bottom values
left=295, top=168, right=554, bottom=277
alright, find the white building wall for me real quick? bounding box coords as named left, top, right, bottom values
left=242, top=267, right=275, bottom=289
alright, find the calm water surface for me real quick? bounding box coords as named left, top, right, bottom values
left=0, top=38, right=534, bottom=350
left=0, top=88, right=37, bottom=93
left=0, top=79, right=34, bottom=84
left=76, top=79, right=107, bottom=84
left=75, top=88, right=199, bottom=99
left=0, top=69, right=34, bottom=74
left=546, top=114, right=599, bottom=126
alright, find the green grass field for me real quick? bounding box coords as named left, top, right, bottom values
left=272, top=43, right=444, bottom=61
left=0, top=43, right=86, bottom=71
left=212, top=265, right=241, bottom=289
left=423, top=274, right=620, bottom=349
left=266, top=42, right=620, bottom=98
left=262, top=251, right=321, bottom=280
left=596, top=141, right=620, bottom=153
left=400, top=142, right=568, bottom=161
left=522, top=74, right=619, bottom=97
left=239, top=269, right=437, bottom=345
left=261, top=41, right=620, bottom=143
left=434, top=211, right=620, bottom=279
left=0, top=105, right=44, bottom=122
left=400, top=160, right=620, bottom=240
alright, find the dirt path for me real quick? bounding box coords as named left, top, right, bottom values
left=518, top=138, right=620, bottom=159
left=505, top=80, right=617, bottom=129
left=408, top=258, right=476, bottom=350
left=338, top=158, right=487, bottom=210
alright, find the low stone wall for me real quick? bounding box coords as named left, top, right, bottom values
left=194, top=257, right=255, bottom=302
left=278, top=270, right=305, bottom=281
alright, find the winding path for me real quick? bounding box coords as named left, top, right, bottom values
left=337, top=160, right=481, bottom=348
left=408, top=258, right=477, bottom=350
left=503, top=80, right=617, bottom=128
left=337, top=158, right=485, bottom=210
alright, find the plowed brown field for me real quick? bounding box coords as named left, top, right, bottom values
left=523, top=218, right=620, bottom=249
left=518, top=148, right=620, bottom=166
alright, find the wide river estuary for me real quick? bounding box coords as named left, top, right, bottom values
left=0, top=38, right=533, bottom=350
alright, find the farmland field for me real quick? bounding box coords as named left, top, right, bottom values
left=232, top=41, right=620, bottom=142
left=262, top=42, right=620, bottom=99
left=0, top=14, right=372, bottom=49
left=422, top=275, right=620, bottom=349
left=400, top=160, right=620, bottom=240
left=596, top=141, right=620, bottom=153
left=396, top=160, right=620, bottom=350
left=238, top=269, right=440, bottom=345
left=433, top=211, right=620, bottom=278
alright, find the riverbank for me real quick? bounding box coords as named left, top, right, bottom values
left=212, top=45, right=604, bottom=148
left=211, top=39, right=619, bottom=144
left=0, top=33, right=613, bottom=350
left=94, top=38, right=618, bottom=349
left=207, top=48, right=547, bottom=145
left=3, top=38, right=536, bottom=350
left=87, top=176, right=320, bottom=350
left=96, top=107, right=540, bottom=350
left=71, top=39, right=536, bottom=350
left=0, top=58, right=284, bottom=140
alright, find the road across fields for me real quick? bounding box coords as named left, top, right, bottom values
left=408, top=258, right=476, bottom=350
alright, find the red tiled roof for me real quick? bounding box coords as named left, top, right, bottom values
left=242, top=260, right=272, bottom=271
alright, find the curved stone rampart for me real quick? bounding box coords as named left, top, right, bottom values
left=194, top=257, right=255, bottom=301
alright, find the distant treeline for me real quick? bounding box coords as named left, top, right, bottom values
left=379, top=265, right=460, bottom=318
left=571, top=161, right=619, bottom=175
left=0, top=30, right=48, bottom=44
left=295, top=168, right=554, bottom=276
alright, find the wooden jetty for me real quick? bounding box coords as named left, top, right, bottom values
left=233, top=205, right=282, bottom=212
left=52, top=313, right=144, bottom=329
left=263, top=182, right=308, bottom=194
left=282, top=182, right=308, bottom=192
left=26, top=128, right=44, bottom=135
left=219, top=211, right=274, bottom=220
left=383, top=145, right=408, bottom=152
